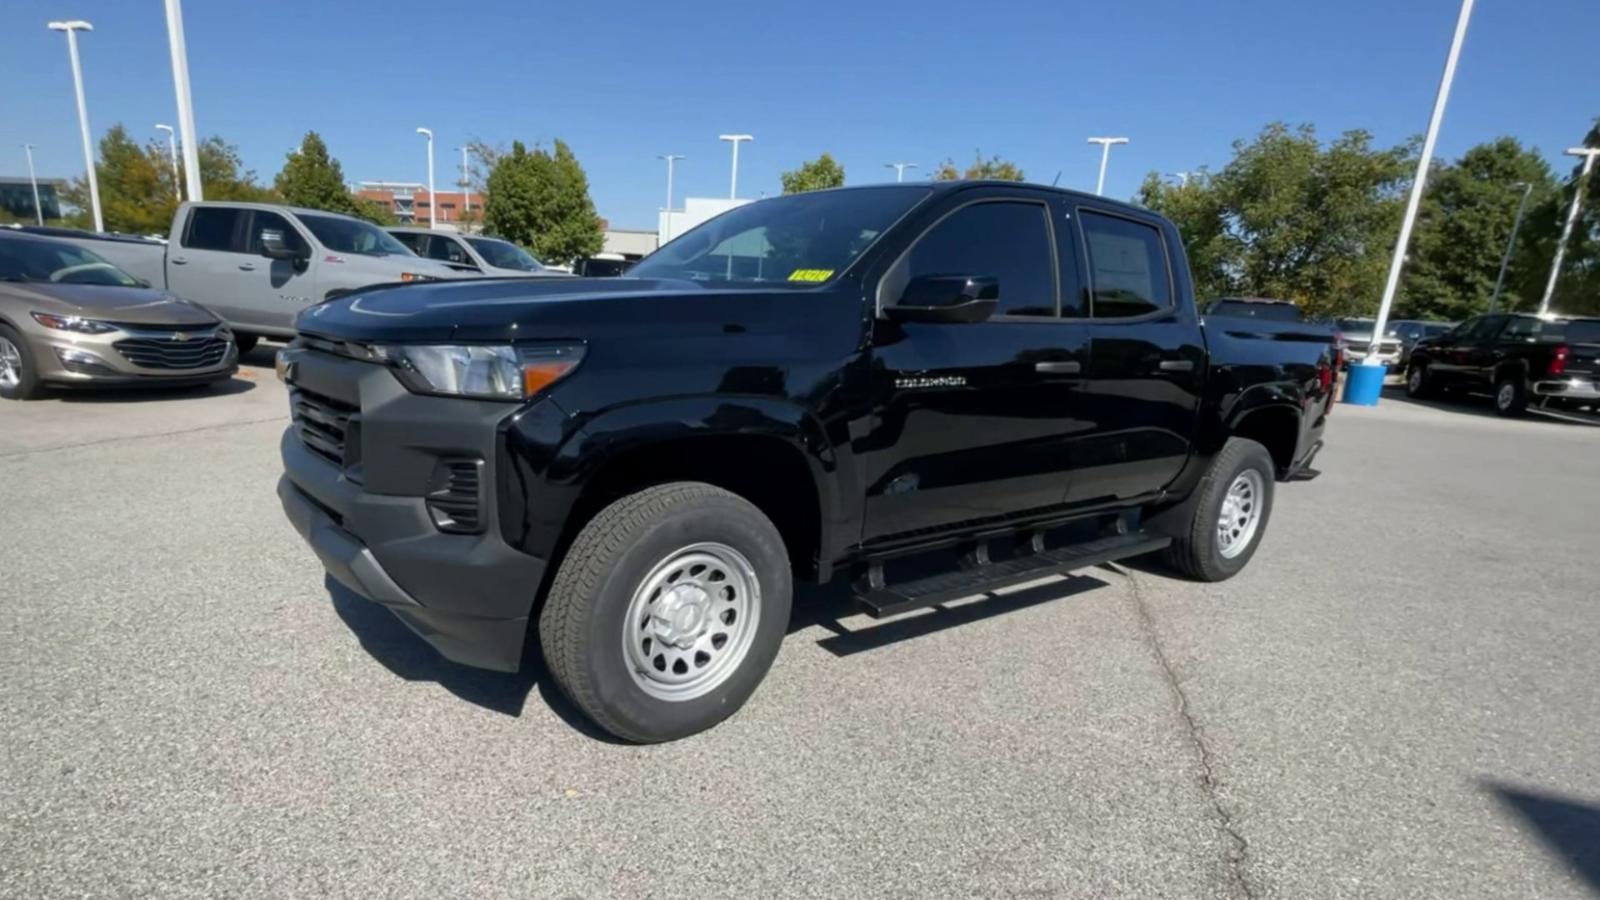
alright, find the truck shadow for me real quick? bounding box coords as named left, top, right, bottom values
left=1379, top=385, right=1600, bottom=427
left=1484, top=780, right=1600, bottom=892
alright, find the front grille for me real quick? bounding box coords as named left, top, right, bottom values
left=290, top=386, right=358, bottom=466
left=113, top=335, right=230, bottom=370
left=426, top=459, right=484, bottom=533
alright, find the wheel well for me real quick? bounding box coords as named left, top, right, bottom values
left=1230, top=406, right=1298, bottom=476
left=566, top=434, right=823, bottom=579
left=1494, top=360, right=1528, bottom=383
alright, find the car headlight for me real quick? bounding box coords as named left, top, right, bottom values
left=32, top=312, right=118, bottom=334
left=369, top=343, right=584, bottom=401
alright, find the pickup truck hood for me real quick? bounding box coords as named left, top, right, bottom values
left=296, top=277, right=801, bottom=342
left=3, top=282, right=219, bottom=326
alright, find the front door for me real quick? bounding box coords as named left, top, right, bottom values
left=859, top=190, right=1092, bottom=543
left=239, top=210, right=319, bottom=332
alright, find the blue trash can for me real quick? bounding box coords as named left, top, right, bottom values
left=1342, top=362, right=1387, bottom=406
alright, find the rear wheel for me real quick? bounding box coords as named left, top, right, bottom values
left=1158, top=438, right=1275, bottom=582
left=1493, top=374, right=1527, bottom=417
left=0, top=325, right=43, bottom=401
left=539, top=482, right=792, bottom=743
left=1406, top=363, right=1436, bottom=399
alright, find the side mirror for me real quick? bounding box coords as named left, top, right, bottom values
left=885, top=274, right=999, bottom=324
left=260, top=229, right=298, bottom=261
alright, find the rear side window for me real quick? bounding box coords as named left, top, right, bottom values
left=907, top=201, right=1057, bottom=317
left=183, top=207, right=241, bottom=251
left=390, top=232, right=423, bottom=253
left=1081, top=212, right=1171, bottom=318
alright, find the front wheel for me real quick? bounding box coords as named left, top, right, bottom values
left=1157, top=438, right=1276, bottom=582
left=539, top=482, right=792, bottom=743
left=0, top=325, right=44, bottom=401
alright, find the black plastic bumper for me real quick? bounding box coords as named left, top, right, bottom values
left=276, top=348, right=549, bottom=673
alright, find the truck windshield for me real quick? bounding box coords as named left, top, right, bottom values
left=0, top=237, right=141, bottom=287
left=468, top=237, right=544, bottom=271
left=629, top=186, right=931, bottom=286
left=299, top=214, right=413, bottom=257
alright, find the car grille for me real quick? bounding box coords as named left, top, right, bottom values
left=113, top=335, right=230, bottom=370
left=290, top=386, right=359, bottom=467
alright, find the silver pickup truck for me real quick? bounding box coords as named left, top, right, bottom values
left=45, top=202, right=463, bottom=352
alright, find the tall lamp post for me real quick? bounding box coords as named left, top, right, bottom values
left=48, top=19, right=102, bottom=232
left=1086, top=137, right=1129, bottom=196
left=162, top=0, right=202, bottom=201
left=1538, top=146, right=1600, bottom=315
left=718, top=134, right=753, bottom=199
left=454, top=145, right=472, bottom=222
left=22, top=144, right=44, bottom=225
left=155, top=124, right=181, bottom=201
left=885, top=162, right=918, bottom=182
left=416, top=127, right=435, bottom=229
left=1488, top=181, right=1532, bottom=312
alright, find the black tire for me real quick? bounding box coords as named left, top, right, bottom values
left=539, top=482, right=792, bottom=743
left=1493, top=372, right=1527, bottom=417
left=0, top=323, right=44, bottom=401
left=1157, top=438, right=1275, bottom=582
left=232, top=332, right=260, bottom=355
left=1405, top=362, right=1436, bottom=399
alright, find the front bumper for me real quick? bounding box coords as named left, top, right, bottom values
left=277, top=347, right=548, bottom=672
left=1533, top=378, right=1600, bottom=401
left=26, top=321, right=238, bottom=387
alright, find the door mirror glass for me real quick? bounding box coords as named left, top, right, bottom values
left=886, top=274, right=999, bottom=324
left=259, top=229, right=298, bottom=260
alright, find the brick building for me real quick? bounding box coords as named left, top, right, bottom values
left=354, top=182, right=485, bottom=227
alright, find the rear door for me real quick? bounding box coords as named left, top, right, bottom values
left=860, top=188, right=1092, bottom=542
left=167, top=206, right=249, bottom=325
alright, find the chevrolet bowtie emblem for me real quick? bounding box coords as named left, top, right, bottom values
left=171, top=332, right=190, bottom=341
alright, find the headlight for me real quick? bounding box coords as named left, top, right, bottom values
left=32, top=312, right=117, bottom=334
left=371, top=343, right=584, bottom=401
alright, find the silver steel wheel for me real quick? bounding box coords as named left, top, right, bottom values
left=1408, top=366, right=1424, bottom=393
left=1216, top=469, right=1264, bottom=560
left=622, top=542, right=761, bottom=702
left=0, top=336, right=21, bottom=389
left=1496, top=382, right=1515, bottom=410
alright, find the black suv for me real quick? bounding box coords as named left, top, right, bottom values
left=277, top=183, right=1336, bottom=741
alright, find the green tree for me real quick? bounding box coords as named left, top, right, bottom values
left=1401, top=138, right=1557, bottom=320
left=61, top=125, right=172, bottom=234
left=275, top=131, right=357, bottom=213
left=196, top=137, right=275, bottom=203
left=780, top=153, right=845, bottom=193
left=933, top=151, right=1024, bottom=181
left=482, top=139, right=604, bottom=266
left=1137, top=170, right=1232, bottom=301
left=1512, top=117, right=1600, bottom=317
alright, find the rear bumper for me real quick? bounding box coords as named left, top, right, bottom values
left=1533, top=378, right=1600, bottom=401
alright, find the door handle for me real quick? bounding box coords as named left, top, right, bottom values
left=170, top=257, right=187, bottom=265
left=1035, top=360, right=1082, bottom=375
left=1158, top=359, right=1195, bottom=372
left=238, top=263, right=256, bottom=271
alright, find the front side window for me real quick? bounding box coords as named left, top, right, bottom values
left=246, top=211, right=307, bottom=256
left=630, top=186, right=930, bottom=287
left=298, top=213, right=411, bottom=257
left=467, top=237, right=544, bottom=271
left=1081, top=211, right=1171, bottom=318
left=184, top=207, right=242, bottom=251
left=0, top=238, right=140, bottom=286
left=905, top=201, right=1057, bottom=316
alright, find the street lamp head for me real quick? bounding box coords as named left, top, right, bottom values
left=1564, top=146, right=1600, bottom=158
left=718, top=134, right=753, bottom=143
left=416, top=127, right=433, bottom=139
left=1087, top=136, right=1129, bottom=146
left=155, top=123, right=174, bottom=134
left=48, top=19, right=93, bottom=31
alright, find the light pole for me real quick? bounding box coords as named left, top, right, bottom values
left=1368, top=0, right=1475, bottom=362
left=454, top=145, right=473, bottom=222
left=718, top=134, right=752, bottom=199
left=1166, top=171, right=1195, bottom=187
left=885, top=162, right=918, bottom=183
left=1488, top=181, right=1532, bottom=313
left=48, top=20, right=102, bottom=232
left=155, top=124, right=181, bottom=201
left=22, top=144, right=44, bottom=225
left=416, top=128, right=435, bottom=229
left=1087, top=137, right=1129, bottom=196
left=1538, top=146, right=1600, bottom=315
left=162, top=0, right=203, bottom=201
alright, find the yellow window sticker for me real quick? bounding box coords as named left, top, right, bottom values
left=787, top=268, right=834, bottom=283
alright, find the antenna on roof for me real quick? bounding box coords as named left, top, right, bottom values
left=1051, top=170, right=1062, bottom=186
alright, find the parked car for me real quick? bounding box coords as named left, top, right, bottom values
left=1386, top=318, right=1455, bottom=370
left=1406, top=312, right=1600, bottom=416
left=1333, top=317, right=1402, bottom=369
left=572, top=253, right=634, bottom=277
left=0, top=231, right=236, bottom=400
left=276, top=181, right=1336, bottom=742
left=45, top=203, right=463, bottom=354
left=387, top=228, right=573, bottom=278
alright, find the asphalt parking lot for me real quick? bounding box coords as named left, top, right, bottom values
left=3, top=351, right=1598, bottom=899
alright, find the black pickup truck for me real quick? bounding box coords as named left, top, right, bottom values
left=276, top=182, right=1335, bottom=742
left=1406, top=312, right=1600, bottom=415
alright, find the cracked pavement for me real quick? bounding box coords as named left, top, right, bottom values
left=3, top=352, right=1599, bottom=898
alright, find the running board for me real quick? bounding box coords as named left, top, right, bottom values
left=855, top=532, right=1170, bottom=619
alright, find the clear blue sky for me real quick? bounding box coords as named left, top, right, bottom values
left=2, top=0, right=1595, bottom=230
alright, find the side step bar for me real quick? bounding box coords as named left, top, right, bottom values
left=855, top=532, right=1170, bottom=619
